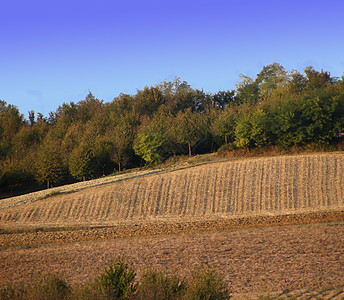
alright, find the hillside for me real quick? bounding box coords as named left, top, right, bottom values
left=1, top=152, right=344, bottom=299
left=1, top=152, right=343, bottom=230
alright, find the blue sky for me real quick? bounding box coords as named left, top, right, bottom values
left=1, top=0, right=344, bottom=118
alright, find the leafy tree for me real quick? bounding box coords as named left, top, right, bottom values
left=235, top=75, right=259, bottom=105
left=304, top=66, right=333, bottom=90
left=212, top=90, right=237, bottom=109
left=285, top=70, right=308, bottom=96
left=234, top=108, right=272, bottom=148
left=69, top=143, right=97, bottom=181
left=211, top=108, right=237, bottom=146
left=76, top=92, right=104, bottom=123
left=269, top=97, right=305, bottom=148
left=0, top=101, right=24, bottom=158
left=35, top=141, right=65, bottom=188
left=134, top=131, right=166, bottom=165
left=133, top=86, right=164, bottom=117
left=256, top=62, right=288, bottom=100
left=157, top=76, right=195, bottom=113
left=172, top=109, right=207, bottom=156
left=300, top=92, right=344, bottom=145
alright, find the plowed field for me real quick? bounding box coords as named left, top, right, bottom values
left=1, top=153, right=343, bottom=229
left=1, top=153, right=344, bottom=299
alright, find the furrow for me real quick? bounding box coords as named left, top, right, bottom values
left=130, top=181, right=141, bottom=218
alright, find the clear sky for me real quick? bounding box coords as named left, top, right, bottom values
left=1, top=0, right=344, bottom=118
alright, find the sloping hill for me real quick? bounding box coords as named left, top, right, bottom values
left=1, top=153, right=343, bottom=229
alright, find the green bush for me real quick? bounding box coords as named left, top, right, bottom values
left=0, top=260, right=233, bottom=300
left=92, top=256, right=137, bottom=300
left=184, top=265, right=231, bottom=300
left=137, top=268, right=186, bottom=300
left=31, top=273, right=71, bottom=300
left=0, top=273, right=71, bottom=300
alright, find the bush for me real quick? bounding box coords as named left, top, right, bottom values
left=31, top=273, right=71, bottom=300
left=184, top=265, right=231, bottom=300
left=137, top=268, right=186, bottom=300
left=0, top=273, right=71, bottom=300
left=92, top=256, right=137, bottom=299
left=0, top=260, right=232, bottom=300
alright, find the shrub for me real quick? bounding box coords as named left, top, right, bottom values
left=184, top=265, right=231, bottom=300
left=0, top=273, right=71, bottom=300
left=31, top=272, right=71, bottom=300
left=93, top=256, right=137, bottom=299
left=137, top=268, right=186, bottom=300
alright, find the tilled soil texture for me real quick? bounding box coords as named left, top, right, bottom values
left=0, top=222, right=343, bottom=299
left=1, top=153, right=343, bottom=230
left=1, top=210, right=343, bottom=249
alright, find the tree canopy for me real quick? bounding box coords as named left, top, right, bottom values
left=1, top=63, right=344, bottom=197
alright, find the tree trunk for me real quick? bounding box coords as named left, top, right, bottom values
left=47, top=179, right=50, bottom=189
left=188, top=143, right=192, bottom=157
left=118, top=161, right=121, bottom=173
left=225, top=135, right=228, bottom=145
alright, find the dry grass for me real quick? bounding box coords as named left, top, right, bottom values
left=0, top=153, right=343, bottom=229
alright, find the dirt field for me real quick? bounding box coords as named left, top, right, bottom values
left=1, top=153, right=343, bottom=230
left=1, top=153, right=344, bottom=299
left=0, top=221, right=343, bottom=299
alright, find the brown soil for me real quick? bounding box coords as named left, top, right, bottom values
left=0, top=212, right=343, bottom=299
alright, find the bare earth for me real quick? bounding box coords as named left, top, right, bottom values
left=1, top=153, right=344, bottom=299
left=0, top=218, right=343, bottom=299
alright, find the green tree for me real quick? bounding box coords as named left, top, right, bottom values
left=105, top=114, right=138, bottom=172
left=134, top=131, right=166, bottom=165
left=235, top=75, right=259, bottom=105
left=0, top=101, right=24, bottom=158
left=69, top=143, right=96, bottom=181
left=172, top=109, right=206, bottom=156
left=211, top=108, right=237, bottom=145
left=234, top=108, right=272, bottom=149
left=285, top=70, right=308, bottom=96
left=212, top=90, right=237, bottom=109
left=256, top=62, right=288, bottom=100
left=304, top=66, right=333, bottom=91
left=157, top=76, right=195, bottom=113
left=35, top=141, right=65, bottom=188
left=134, top=86, right=164, bottom=117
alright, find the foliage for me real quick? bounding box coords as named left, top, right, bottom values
left=35, top=140, right=66, bottom=188
left=92, top=256, right=137, bottom=299
left=211, top=108, right=237, bottom=145
left=0, top=259, right=233, bottom=300
left=69, top=143, right=97, bottom=181
left=134, top=131, right=166, bottom=165
left=138, top=268, right=186, bottom=299
left=185, top=265, right=231, bottom=300
left=1, top=63, right=344, bottom=196
left=172, top=109, right=207, bottom=156
left=0, top=272, right=71, bottom=300
left=234, top=108, right=272, bottom=148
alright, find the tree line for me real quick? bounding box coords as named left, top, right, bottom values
left=1, top=63, right=344, bottom=196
